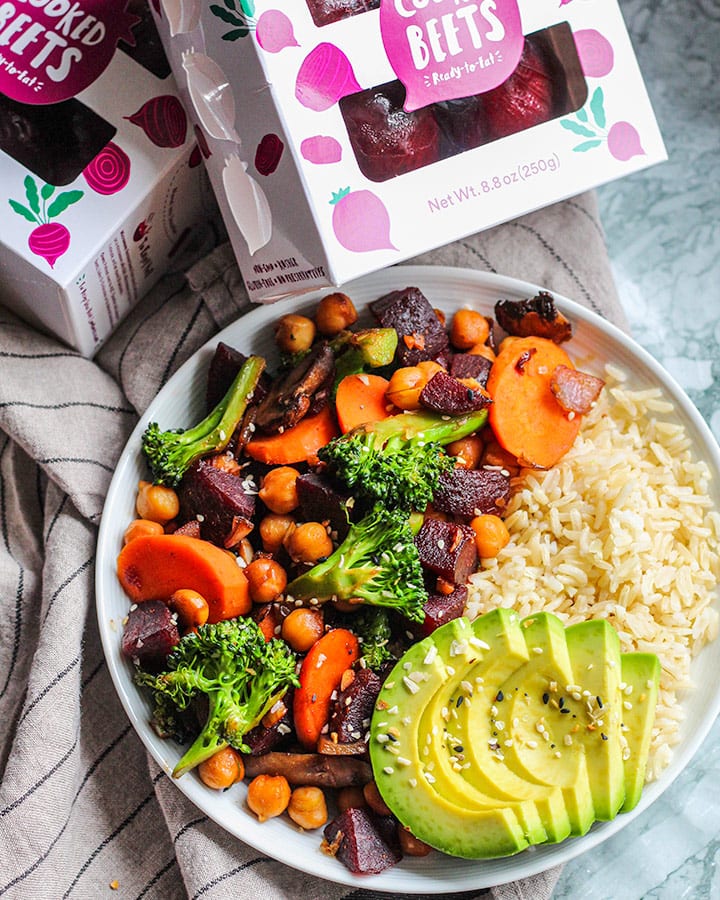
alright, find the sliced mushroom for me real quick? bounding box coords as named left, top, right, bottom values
left=241, top=751, right=372, bottom=787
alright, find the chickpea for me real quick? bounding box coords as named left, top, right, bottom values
left=398, top=826, right=433, bottom=857
left=136, top=480, right=179, bottom=524
left=385, top=366, right=425, bottom=411
left=482, top=439, right=519, bottom=473
left=259, top=466, right=300, bottom=515
left=287, top=786, right=328, bottom=830
left=197, top=747, right=244, bottom=790
left=433, top=307, right=446, bottom=327
left=336, top=786, right=367, bottom=813
left=416, top=360, right=445, bottom=380
left=446, top=434, right=484, bottom=470
left=246, top=774, right=291, bottom=823
left=259, top=514, right=295, bottom=554
left=315, top=292, right=358, bottom=336
left=450, top=309, right=490, bottom=350
left=275, top=314, right=315, bottom=354
left=363, top=781, right=392, bottom=817
left=245, top=557, right=288, bottom=604
left=169, top=589, right=210, bottom=630
left=123, top=518, right=164, bottom=544
left=281, top=608, right=324, bottom=652
left=468, top=342, right=496, bottom=363
left=285, top=521, right=333, bottom=564
left=470, top=514, right=511, bottom=559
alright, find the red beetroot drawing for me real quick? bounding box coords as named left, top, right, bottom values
left=330, top=187, right=396, bottom=253
left=9, top=175, right=83, bottom=268
left=125, top=95, right=188, bottom=148
left=255, top=133, right=284, bottom=175
left=295, top=43, right=361, bottom=111
left=83, top=141, right=131, bottom=195
left=561, top=87, right=645, bottom=162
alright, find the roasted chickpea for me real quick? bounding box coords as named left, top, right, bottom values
left=275, top=314, right=316, bottom=354
left=446, top=434, right=484, bottom=469
left=123, top=518, right=164, bottom=544
left=416, top=360, right=445, bottom=380
left=315, top=292, right=358, bottom=336
left=259, top=466, right=300, bottom=515
left=136, top=480, right=179, bottom=524
left=169, top=589, right=210, bottom=630
left=245, top=557, right=288, bottom=603
left=259, top=514, right=295, bottom=554
left=287, top=786, right=328, bottom=830
left=385, top=366, right=425, bottom=410
left=363, top=781, right=392, bottom=817
left=281, top=607, right=324, bottom=652
left=450, top=308, right=490, bottom=350
left=197, top=747, right=244, bottom=790
left=398, top=826, right=433, bottom=857
left=285, top=521, right=333, bottom=564
left=246, top=774, right=291, bottom=822
left=470, top=514, right=511, bottom=559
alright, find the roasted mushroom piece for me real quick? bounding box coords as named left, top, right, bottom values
left=495, top=292, right=572, bottom=343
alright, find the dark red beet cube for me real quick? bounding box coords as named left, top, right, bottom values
left=370, top=286, right=448, bottom=367
left=323, top=807, right=401, bottom=874
left=306, top=0, right=380, bottom=27
left=449, top=352, right=493, bottom=386
left=121, top=600, right=180, bottom=671
left=328, top=668, right=382, bottom=744
left=206, top=341, right=269, bottom=413
left=178, top=458, right=255, bottom=548
left=433, top=467, right=511, bottom=518
left=296, top=472, right=351, bottom=541
left=420, top=370, right=492, bottom=415
left=415, top=518, right=478, bottom=584
left=422, top=584, right=468, bottom=636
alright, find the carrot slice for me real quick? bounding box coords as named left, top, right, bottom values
left=293, top=628, right=360, bottom=749
left=486, top=336, right=582, bottom=469
left=117, top=533, right=250, bottom=623
left=245, top=406, right=339, bottom=465
left=335, top=373, right=391, bottom=433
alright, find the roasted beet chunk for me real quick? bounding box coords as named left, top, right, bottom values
left=495, top=292, right=572, bottom=343
left=449, top=352, right=493, bottom=386
left=254, top=343, right=336, bottom=434
left=206, top=341, right=270, bottom=412
left=420, top=370, right=492, bottom=415
left=178, top=458, right=255, bottom=548
left=433, top=467, right=511, bottom=517
left=243, top=691, right=294, bottom=755
left=369, top=286, right=448, bottom=367
left=550, top=365, right=605, bottom=414
left=121, top=600, right=180, bottom=671
left=422, top=584, right=468, bottom=635
left=296, top=472, right=351, bottom=541
left=323, top=807, right=401, bottom=874
left=327, top=668, right=382, bottom=744
left=415, top=518, right=478, bottom=584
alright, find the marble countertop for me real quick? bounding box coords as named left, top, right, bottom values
left=554, top=1, right=720, bottom=897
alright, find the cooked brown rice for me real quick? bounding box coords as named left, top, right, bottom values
left=466, top=363, right=720, bottom=781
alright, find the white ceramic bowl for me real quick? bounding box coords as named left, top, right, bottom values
left=96, top=266, right=720, bottom=892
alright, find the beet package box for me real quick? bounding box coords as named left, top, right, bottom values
left=152, top=0, right=665, bottom=302
left=0, top=1, right=218, bottom=357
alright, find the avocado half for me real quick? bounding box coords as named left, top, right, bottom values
left=369, top=610, right=660, bottom=859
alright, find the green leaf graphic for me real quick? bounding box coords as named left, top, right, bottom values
left=9, top=198, right=40, bottom=224
left=561, top=119, right=596, bottom=138
left=590, top=87, right=606, bottom=129
left=573, top=140, right=603, bottom=152
left=211, top=4, right=246, bottom=25
left=24, top=175, right=40, bottom=215
left=239, top=0, right=255, bottom=16
left=40, top=183, right=56, bottom=201
left=221, top=26, right=250, bottom=39
left=47, top=190, right=84, bottom=219
left=576, top=107, right=589, bottom=123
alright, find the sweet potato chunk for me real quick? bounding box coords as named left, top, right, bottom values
left=495, top=293, right=572, bottom=343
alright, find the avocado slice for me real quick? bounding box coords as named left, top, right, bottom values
left=618, top=652, right=661, bottom=812
left=565, top=620, right=625, bottom=820
left=370, top=634, right=530, bottom=858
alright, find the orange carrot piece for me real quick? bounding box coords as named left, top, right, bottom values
left=245, top=406, right=339, bottom=465
left=335, top=373, right=392, bottom=433
left=117, top=533, right=250, bottom=623
left=293, top=628, right=360, bottom=749
left=486, top=335, right=582, bottom=469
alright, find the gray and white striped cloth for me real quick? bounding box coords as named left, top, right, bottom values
left=0, top=193, right=625, bottom=900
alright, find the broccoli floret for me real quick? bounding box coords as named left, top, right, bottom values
left=286, top=505, right=427, bottom=622
left=350, top=608, right=396, bottom=671
left=141, top=355, right=265, bottom=487
left=318, top=408, right=488, bottom=511
left=136, top=617, right=298, bottom=778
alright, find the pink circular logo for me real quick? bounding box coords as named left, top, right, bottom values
left=0, top=0, right=139, bottom=105
left=380, top=0, right=524, bottom=111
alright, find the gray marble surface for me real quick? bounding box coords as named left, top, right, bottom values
left=554, top=1, right=720, bottom=898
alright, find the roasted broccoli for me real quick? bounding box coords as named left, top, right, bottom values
left=141, top=355, right=265, bottom=487
left=136, top=617, right=298, bottom=778
left=286, top=505, right=427, bottom=622
left=318, top=408, right=488, bottom=511
left=349, top=607, right=396, bottom=671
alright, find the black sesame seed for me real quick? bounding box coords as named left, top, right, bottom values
left=387, top=732, right=398, bottom=741
left=496, top=691, right=504, bottom=702
left=542, top=692, right=549, bottom=704
left=454, top=746, right=464, bottom=753
left=457, top=696, right=464, bottom=707
left=559, top=697, right=565, bottom=708
left=596, top=696, right=604, bottom=708
left=601, top=733, right=608, bottom=741
left=560, top=708, right=571, bottom=714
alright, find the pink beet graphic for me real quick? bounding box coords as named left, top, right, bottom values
left=125, top=95, right=188, bottom=148
left=330, top=187, right=396, bottom=253
left=301, top=135, right=342, bottom=164
left=295, top=43, right=361, bottom=111
left=9, top=176, right=83, bottom=269
left=256, top=10, right=299, bottom=52
left=574, top=29, right=615, bottom=78
left=83, top=142, right=131, bottom=195
left=608, top=121, right=645, bottom=161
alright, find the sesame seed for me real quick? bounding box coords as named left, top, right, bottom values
left=409, top=777, right=418, bottom=787
left=383, top=766, right=394, bottom=775
left=495, top=690, right=504, bottom=702
left=526, top=740, right=538, bottom=749
left=563, top=735, right=573, bottom=746
left=402, top=676, right=420, bottom=694
left=623, top=700, right=633, bottom=710
left=424, top=645, right=438, bottom=665
left=470, top=637, right=491, bottom=650
left=397, top=757, right=411, bottom=766
left=532, top=647, right=543, bottom=655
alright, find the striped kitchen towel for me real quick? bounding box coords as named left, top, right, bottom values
left=0, top=192, right=624, bottom=900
